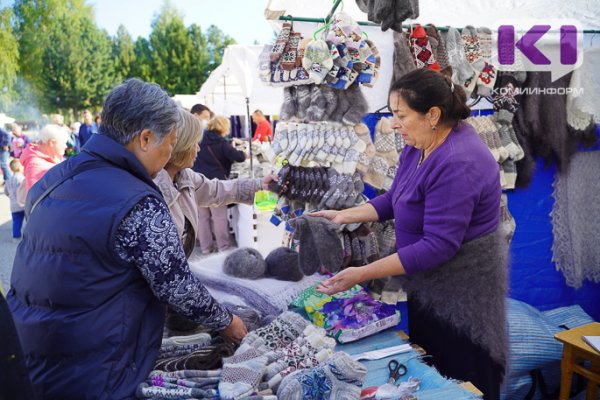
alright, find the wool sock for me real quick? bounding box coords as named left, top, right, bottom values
left=342, top=126, right=367, bottom=175
left=307, top=85, right=327, bottom=122
left=406, top=24, right=440, bottom=71
left=441, top=27, right=476, bottom=88
left=288, top=215, right=322, bottom=274
left=242, top=311, right=309, bottom=353
left=289, top=215, right=343, bottom=273
left=308, top=124, right=324, bottom=161
left=136, top=382, right=216, bottom=399
left=365, top=118, right=398, bottom=189
left=355, top=123, right=375, bottom=176
left=283, top=123, right=299, bottom=160
left=280, top=86, right=298, bottom=120
left=392, top=31, right=416, bottom=83
left=276, top=352, right=367, bottom=400
left=158, top=333, right=213, bottom=360
left=325, top=173, right=353, bottom=210
left=427, top=25, right=452, bottom=77
left=154, top=342, right=236, bottom=371
left=333, top=126, right=346, bottom=165
left=288, top=123, right=309, bottom=166
left=271, top=22, right=292, bottom=63
left=321, top=85, right=339, bottom=121
left=299, top=124, right=317, bottom=162
left=219, top=344, right=269, bottom=400
left=361, top=40, right=381, bottom=87
left=342, top=83, right=368, bottom=126
left=295, top=85, right=312, bottom=121
left=270, top=122, right=289, bottom=160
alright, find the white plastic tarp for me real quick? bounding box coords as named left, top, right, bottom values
left=197, top=45, right=284, bottom=117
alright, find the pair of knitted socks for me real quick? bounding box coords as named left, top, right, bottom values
left=364, top=118, right=399, bottom=190
left=270, top=165, right=331, bottom=206
left=461, top=26, right=497, bottom=97
left=319, top=170, right=364, bottom=210
left=288, top=215, right=343, bottom=275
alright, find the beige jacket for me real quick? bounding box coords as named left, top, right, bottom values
left=154, top=168, right=256, bottom=252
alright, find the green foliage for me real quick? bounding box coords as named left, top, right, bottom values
left=5, top=0, right=236, bottom=120
left=0, top=7, right=19, bottom=109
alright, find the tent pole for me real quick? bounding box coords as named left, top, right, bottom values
left=246, top=97, right=254, bottom=179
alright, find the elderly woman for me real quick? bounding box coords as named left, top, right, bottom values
left=20, top=123, right=68, bottom=190
left=194, top=115, right=247, bottom=253
left=7, top=79, right=246, bottom=399
left=314, top=69, right=507, bottom=399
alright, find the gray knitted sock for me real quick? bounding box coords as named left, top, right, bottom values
left=242, top=312, right=309, bottom=352
left=282, top=122, right=299, bottom=160
left=307, top=85, right=327, bottom=122
left=280, top=86, right=298, bottom=120
left=321, top=85, right=339, bottom=121
left=441, top=27, right=476, bottom=86
left=296, top=215, right=343, bottom=273
left=392, top=31, right=416, bottom=83
left=342, top=83, right=368, bottom=126
left=299, top=123, right=317, bottom=162
left=295, top=85, right=312, bottom=121
left=326, top=173, right=353, bottom=210
left=277, top=352, right=366, bottom=400
left=219, top=344, right=269, bottom=399
left=271, top=122, right=289, bottom=159
left=288, top=123, right=309, bottom=166
left=318, top=168, right=341, bottom=209
left=331, top=88, right=350, bottom=123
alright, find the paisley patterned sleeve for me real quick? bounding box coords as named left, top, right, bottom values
left=114, top=196, right=232, bottom=331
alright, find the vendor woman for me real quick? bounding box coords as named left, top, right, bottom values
left=314, top=68, right=508, bottom=399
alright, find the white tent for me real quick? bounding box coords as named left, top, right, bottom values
left=0, top=113, right=15, bottom=128
left=197, top=45, right=284, bottom=117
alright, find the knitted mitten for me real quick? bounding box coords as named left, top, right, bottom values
left=281, top=32, right=301, bottom=72
left=242, top=311, right=309, bottom=353
left=219, top=344, right=269, bottom=400
left=355, top=123, right=375, bottom=176
left=276, top=352, right=367, bottom=400
left=280, top=86, right=298, bottom=120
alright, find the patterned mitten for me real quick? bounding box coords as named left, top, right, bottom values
left=277, top=352, right=367, bottom=400
left=271, top=22, right=292, bottom=63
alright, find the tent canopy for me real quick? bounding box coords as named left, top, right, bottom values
left=197, top=45, right=284, bottom=116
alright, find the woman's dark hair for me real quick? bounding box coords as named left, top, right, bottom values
left=389, top=69, right=471, bottom=126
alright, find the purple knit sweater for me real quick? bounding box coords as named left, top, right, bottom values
left=370, top=121, right=501, bottom=275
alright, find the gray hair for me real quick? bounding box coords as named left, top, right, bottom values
left=99, top=78, right=180, bottom=145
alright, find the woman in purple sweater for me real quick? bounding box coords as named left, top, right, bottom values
left=315, top=69, right=508, bottom=399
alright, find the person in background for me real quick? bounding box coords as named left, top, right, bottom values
left=66, top=122, right=81, bottom=157
left=314, top=69, right=507, bottom=399
left=251, top=109, right=273, bottom=142
left=20, top=124, right=69, bottom=190
left=78, top=110, right=98, bottom=147
left=94, top=114, right=101, bottom=126
left=8, top=79, right=246, bottom=399
left=0, top=126, right=11, bottom=184
left=4, top=159, right=25, bottom=241
left=10, top=124, right=29, bottom=159
left=154, top=108, right=276, bottom=332
left=194, top=116, right=246, bottom=253
left=190, top=103, right=213, bottom=127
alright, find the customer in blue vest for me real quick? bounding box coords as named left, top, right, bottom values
left=7, top=78, right=247, bottom=399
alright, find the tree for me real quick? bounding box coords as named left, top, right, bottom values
left=0, top=7, right=19, bottom=109
left=131, top=37, right=154, bottom=82
left=205, top=24, right=236, bottom=72
left=113, top=25, right=135, bottom=82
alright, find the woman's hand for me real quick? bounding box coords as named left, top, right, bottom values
left=219, top=315, right=247, bottom=344
left=261, top=174, right=278, bottom=191
left=316, top=267, right=365, bottom=295
left=309, top=209, right=348, bottom=225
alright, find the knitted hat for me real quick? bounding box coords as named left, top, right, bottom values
left=303, top=39, right=334, bottom=85
left=265, top=247, right=303, bottom=282
left=223, top=248, right=266, bottom=280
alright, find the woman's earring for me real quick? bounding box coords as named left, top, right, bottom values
left=431, top=125, right=437, bottom=131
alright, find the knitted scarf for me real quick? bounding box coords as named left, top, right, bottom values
left=394, top=228, right=509, bottom=373
left=551, top=151, right=600, bottom=288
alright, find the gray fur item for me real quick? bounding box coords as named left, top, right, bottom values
left=280, top=86, right=298, bottom=120
left=223, top=247, right=266, bottom=280
left=342, top=83, right=368, bottom=125
left=265, top=247, right=303, bottom=282
left=394, top=228, right=509, bottom=374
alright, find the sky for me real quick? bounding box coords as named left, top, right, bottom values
left=0, top=0, right=276, bottom=45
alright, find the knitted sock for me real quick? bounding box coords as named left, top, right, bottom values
left=355, top=123, right=375, bottom=176
left=331, top=84, right=350, bottom=123
left=461, top=25, right=482, bottom=66
left=242, top=311, right=309, bottom=353
left=365, top=118, right=398, bottom=189
left=383, top=164, right=398, bottom=191
left=342, top=126, right=367, bottom=175
left=271, top=22, right=292, bottom=63
left=219, top=344, right=269, bottom=400
left=289, top=215, right=322, bottom=274
left=342, top=83, right=368, bottom=126
left=484, top=116, right=508, bottom=163
left=292, top=215, right=343, bottom=273
left=154, top=342, right=236, bottom=371
left=323, top=125, right=339, bottom=163
left=289, top=123, right=309, bottom=166
left=270, top=122, right=289, bottom=160
left=309, top=124, right=324, bottom=161
left=307, top=85, right=327, bottom=122
left=283, top=123, right=299, bottom=160
left=295, top=85, right=312, bottom=121
left=276, top=352, right=367, bottom=400
left=158, top=333, right=213, bottom=360
left=406, top=24, right=440, bottom=71
left=341, top=172, right=364, bottom=209
left=259, top=44, right=273, bottom=84
left=321, top=85, right=339, bottom=121
left=136, top=382, right=216, bottom=399
left=440, top=27, right=476, bottom=89
left=312, top=167, right=329, bottom=204
left=362, top=40, right=381, bottom=88
left=299, top=124, right=317, bottom=163
left=326, top=173, right=353, bottom=210
left=281, top=86, right=298, bottom=120
left=392, top=31, right=416, bottom=83
left=427, top=24, right=452, bottom=77
left=333, top=126, right=346, bottom=165
left=318, top=168, right=341, bottom=209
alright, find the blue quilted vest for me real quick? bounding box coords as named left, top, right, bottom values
left=8, top=134, right=166, bottom=399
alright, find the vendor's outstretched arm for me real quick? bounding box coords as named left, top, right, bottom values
left=311, top=202, right=380, bottom=225
left=317, top=253, right=406, bottom=295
